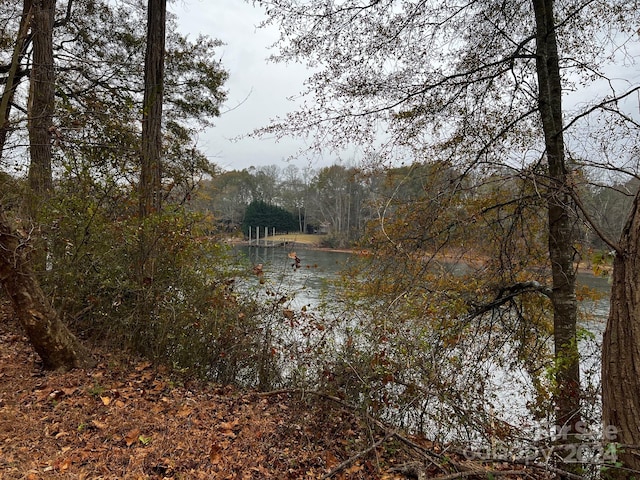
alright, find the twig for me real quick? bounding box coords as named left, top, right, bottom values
left=429, top=469, right=526, bottom=479
left=472, top=457, right=584, bottom=480
left=321, top=431, right=392, bottom=479
left=259, top=388, right=457, bottom=474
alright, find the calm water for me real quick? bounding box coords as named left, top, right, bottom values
left=235, top=245, right=612, bottom=319
left=234, top=245, right=354, bottom=309
left=234, top=246, right=612, bottom=438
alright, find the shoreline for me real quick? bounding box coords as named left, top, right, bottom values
left=224, top=236, right=612, bottom=278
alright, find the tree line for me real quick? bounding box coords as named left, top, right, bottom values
left=198, top=162, right=636, bottom=253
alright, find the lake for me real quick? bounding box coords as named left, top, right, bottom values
left=234, top=245, right=612, bottom=445
left=235, top=245, right=612, bottom=321
left=234, top=245, right=355, bottom=309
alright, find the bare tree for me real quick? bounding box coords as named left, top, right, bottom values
left=257, top=0, right=639, bottom=471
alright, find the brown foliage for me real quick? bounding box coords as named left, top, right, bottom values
left=0, top=302, right=556, bottom=479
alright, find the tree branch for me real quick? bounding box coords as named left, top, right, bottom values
left=54, top=0, right=74, bottom=27
left=469, top=281, right=552, bottom=318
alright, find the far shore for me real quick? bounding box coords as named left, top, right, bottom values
left=225, top=233, right=613, bottom=277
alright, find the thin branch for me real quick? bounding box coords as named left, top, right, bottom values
left=321, top=432, right=392, bottom=479
left=54, top=0, right=74, bottom=27
left=563, top=86, right=640, bottom=134
left=469, top=281, right=552, bottom=318
left=429, top=470, right=526, bottom=480
left=570, top=186, right=622, bottom=255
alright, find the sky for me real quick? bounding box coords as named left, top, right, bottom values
left=171, top=2, right=640, bottom=176
left=172, top=1, right=315, bottom=172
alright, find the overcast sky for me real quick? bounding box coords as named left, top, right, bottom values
left=171, top=2, right=640, bottom=175
left=172, top=1, right=315, bottom=172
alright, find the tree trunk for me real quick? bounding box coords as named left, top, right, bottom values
left=139, top=0, right=166, bottom=218
left=602, top=192, right=640, bottom=478
left=0, top=0, right=33, bottom=158
left=532, top=0, right=582, bottom=466
left=0, top=0, right=94, bottom=371
left=137, top=0, right=166, bottom=287
left=0, top=208, right=94, bottom=370
left=27, top=0, right=55, bottom=211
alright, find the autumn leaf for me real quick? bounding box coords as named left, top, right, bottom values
left=61, top=387, right=77, bottom=396
left=100, top=396, right=111, bottom=406
left=209, top=442, right=222, bottom=464
left=219, top=419, right=239, bottom=431
left=55, top=457, right=72, bottom=472
left=91, top=420, right=107, bottom=430
left=219, top=419, right=240, bottom=438
left=325, top=451, right=338, bottom=468
left=177, top=405, right=194, bottom=418
left=346, top=462, right=364, bottom=474
left=124, top=428, right=141, bottom=447
left=135, top=361, right=152, bottom=371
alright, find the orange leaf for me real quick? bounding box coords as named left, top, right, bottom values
left=219, top=419, right=239, bottom=430
left=92, top=420, right=107, bottom=430
left=325, top=451, right=338, bottom=468
left=135, top=361, right=152, bottom=371
left=54, top=457, right=72, bottom=471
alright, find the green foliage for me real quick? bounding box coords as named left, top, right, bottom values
left=38, top=174, right=281, bottom=386
left=243, top=200, right=298, bottom=236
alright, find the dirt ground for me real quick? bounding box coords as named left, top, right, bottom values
left=0, top=302, right=552, bottom=479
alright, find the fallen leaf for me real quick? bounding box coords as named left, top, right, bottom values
left=124, top=428, right=141, bottom=446
left=346, top=463, right=363, bottom=474
left=92, top=420, right=107, bottom=430
left=150, top=380, right=165, bottom=393
left=177, top=405, right=194, bottom=417
left=209, top=443, right=222, bottom=464
left=55, top=457, right=72, bottom=471
left=135, top=361, right=152, bottom=371
left=325, top=451, right=339, bottom=468
left=219, top=419, right=239, bottom=430
left=61, top=387, right=77, bottom=396
left=100, top=396, right=111, bottom=406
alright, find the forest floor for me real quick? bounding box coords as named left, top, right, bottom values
left=0, top=302, right=556, bottom=480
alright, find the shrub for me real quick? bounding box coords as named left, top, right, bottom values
left=39, top=177, right=283, bottom=387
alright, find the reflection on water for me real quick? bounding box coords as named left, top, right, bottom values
left=235, top=245, right=613, bottom=320
left=234, top=246, right=353, bottom=309
left=233, top=246, right=613, bottom=437
left=578, top=272, right=612, bottom=335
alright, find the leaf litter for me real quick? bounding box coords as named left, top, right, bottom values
left=0, top=303, right=551, bottom=479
